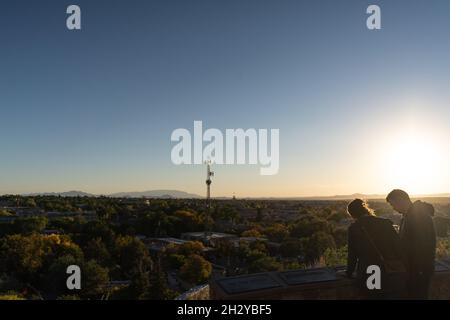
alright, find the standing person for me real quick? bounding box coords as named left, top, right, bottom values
left=346, top=199, right=406, bottom=299
left=386, top=189, right=436, bottom=299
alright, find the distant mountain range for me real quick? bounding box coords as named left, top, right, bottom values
left=22, top=190, right=202, bottom=199
left=108, top=190, right=201, bottom=199
left=26, top=191, right=96, bottom=197
left=12, top=191, right=450, bottom=200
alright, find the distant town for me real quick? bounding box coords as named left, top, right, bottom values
left=1, top=193, right=449, bottom=300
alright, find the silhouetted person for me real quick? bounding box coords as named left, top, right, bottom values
left=386, top=189, right=436, bottom=299
left=346, top=199, right=406, bottom=299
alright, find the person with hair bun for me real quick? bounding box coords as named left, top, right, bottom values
left=346, top=199, right=406, bottom=299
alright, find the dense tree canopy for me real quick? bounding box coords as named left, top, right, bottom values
left=1, top=195, right=447, bottom=300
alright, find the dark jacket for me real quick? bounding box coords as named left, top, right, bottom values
left=347, top=215, right=402, bottom=281
left=399, top=201, right=436, bottom=276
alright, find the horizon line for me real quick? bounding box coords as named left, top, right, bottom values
left=2, top=190, right=450, bottom=200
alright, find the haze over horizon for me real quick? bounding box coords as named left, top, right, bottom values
left=2, top=0, right=450, bottom=197
left=3, top=189, right=450, bottom=200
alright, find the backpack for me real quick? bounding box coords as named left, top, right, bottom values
left=360, top=225, right=408, bottom=295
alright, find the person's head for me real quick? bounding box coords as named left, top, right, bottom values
left=347, top=199, right=375, bottom=220
left=386, top=189, right=412, bottom=214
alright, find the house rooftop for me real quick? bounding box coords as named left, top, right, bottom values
left=154, top=237, right=190, bottom=245
left=181, top=232, right=236, bottom=239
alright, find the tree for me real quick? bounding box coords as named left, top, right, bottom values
left=0, top=292, right=25, bottom=300
left=332, top=227, right=348, bottom=247
left=43, top=234, right=84, bottom=263
left=0, top=234, right=46, bottom=282
left=256, top=207, right=264, bottom=222
left=264, top=224, right=289, bottom=242
left=0, top=209, right=14, bottom=217
left=323, top=246, right=348, bottom=267
left=279, top=238, right=303, bottom=258
left=220, top=206, right=239, bottom=224
left=327, top=210, right=348, bottom=223
left=301, top=231, right=336, bottom=265
left=248, top=256, right=282, bottom=273
left=115, top=236, right=153, bottom=279
left=173, top=210, right=203, bottom=235
left=83, top=238, right=111, bottom=268
left=241, top=229, right=262, bottom=238
left=79, top=221, right=116, bottom=249
left=148, top=266, right=176, bottom=300
left=80, top=260, right=109, bottom=299
left=434, top=217, right=450, bottom=237
left=97, top=205, right=117, bottom=221
left=137, top=211, right=171, bottom=237
left=179, top=254, right=212, bottom=285
left=0, top=233, right=84, bottom=287
left=166, top=254, right=186, bottom=269
left=13, top=217, right=48, bottom=234
left=290, top=215, right=330, bottom=238
left=0, top=222, right=14, bottom=237
left=43, top=255, right=81, bottom=296
left=24, top=198, right=37, bottom=208
left=176, top=241, right=205, bottom=256
left=436, top=237, right=450, bottom=260
left=128, top=271, right=151, bottom=300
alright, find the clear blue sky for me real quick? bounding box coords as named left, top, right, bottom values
left=1, top=0, right=450, bottom=196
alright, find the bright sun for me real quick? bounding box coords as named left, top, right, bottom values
left=380, top=130, right=446, bottom=195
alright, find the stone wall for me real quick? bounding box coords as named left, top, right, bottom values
left=210, top=260, right=450, bottom=300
